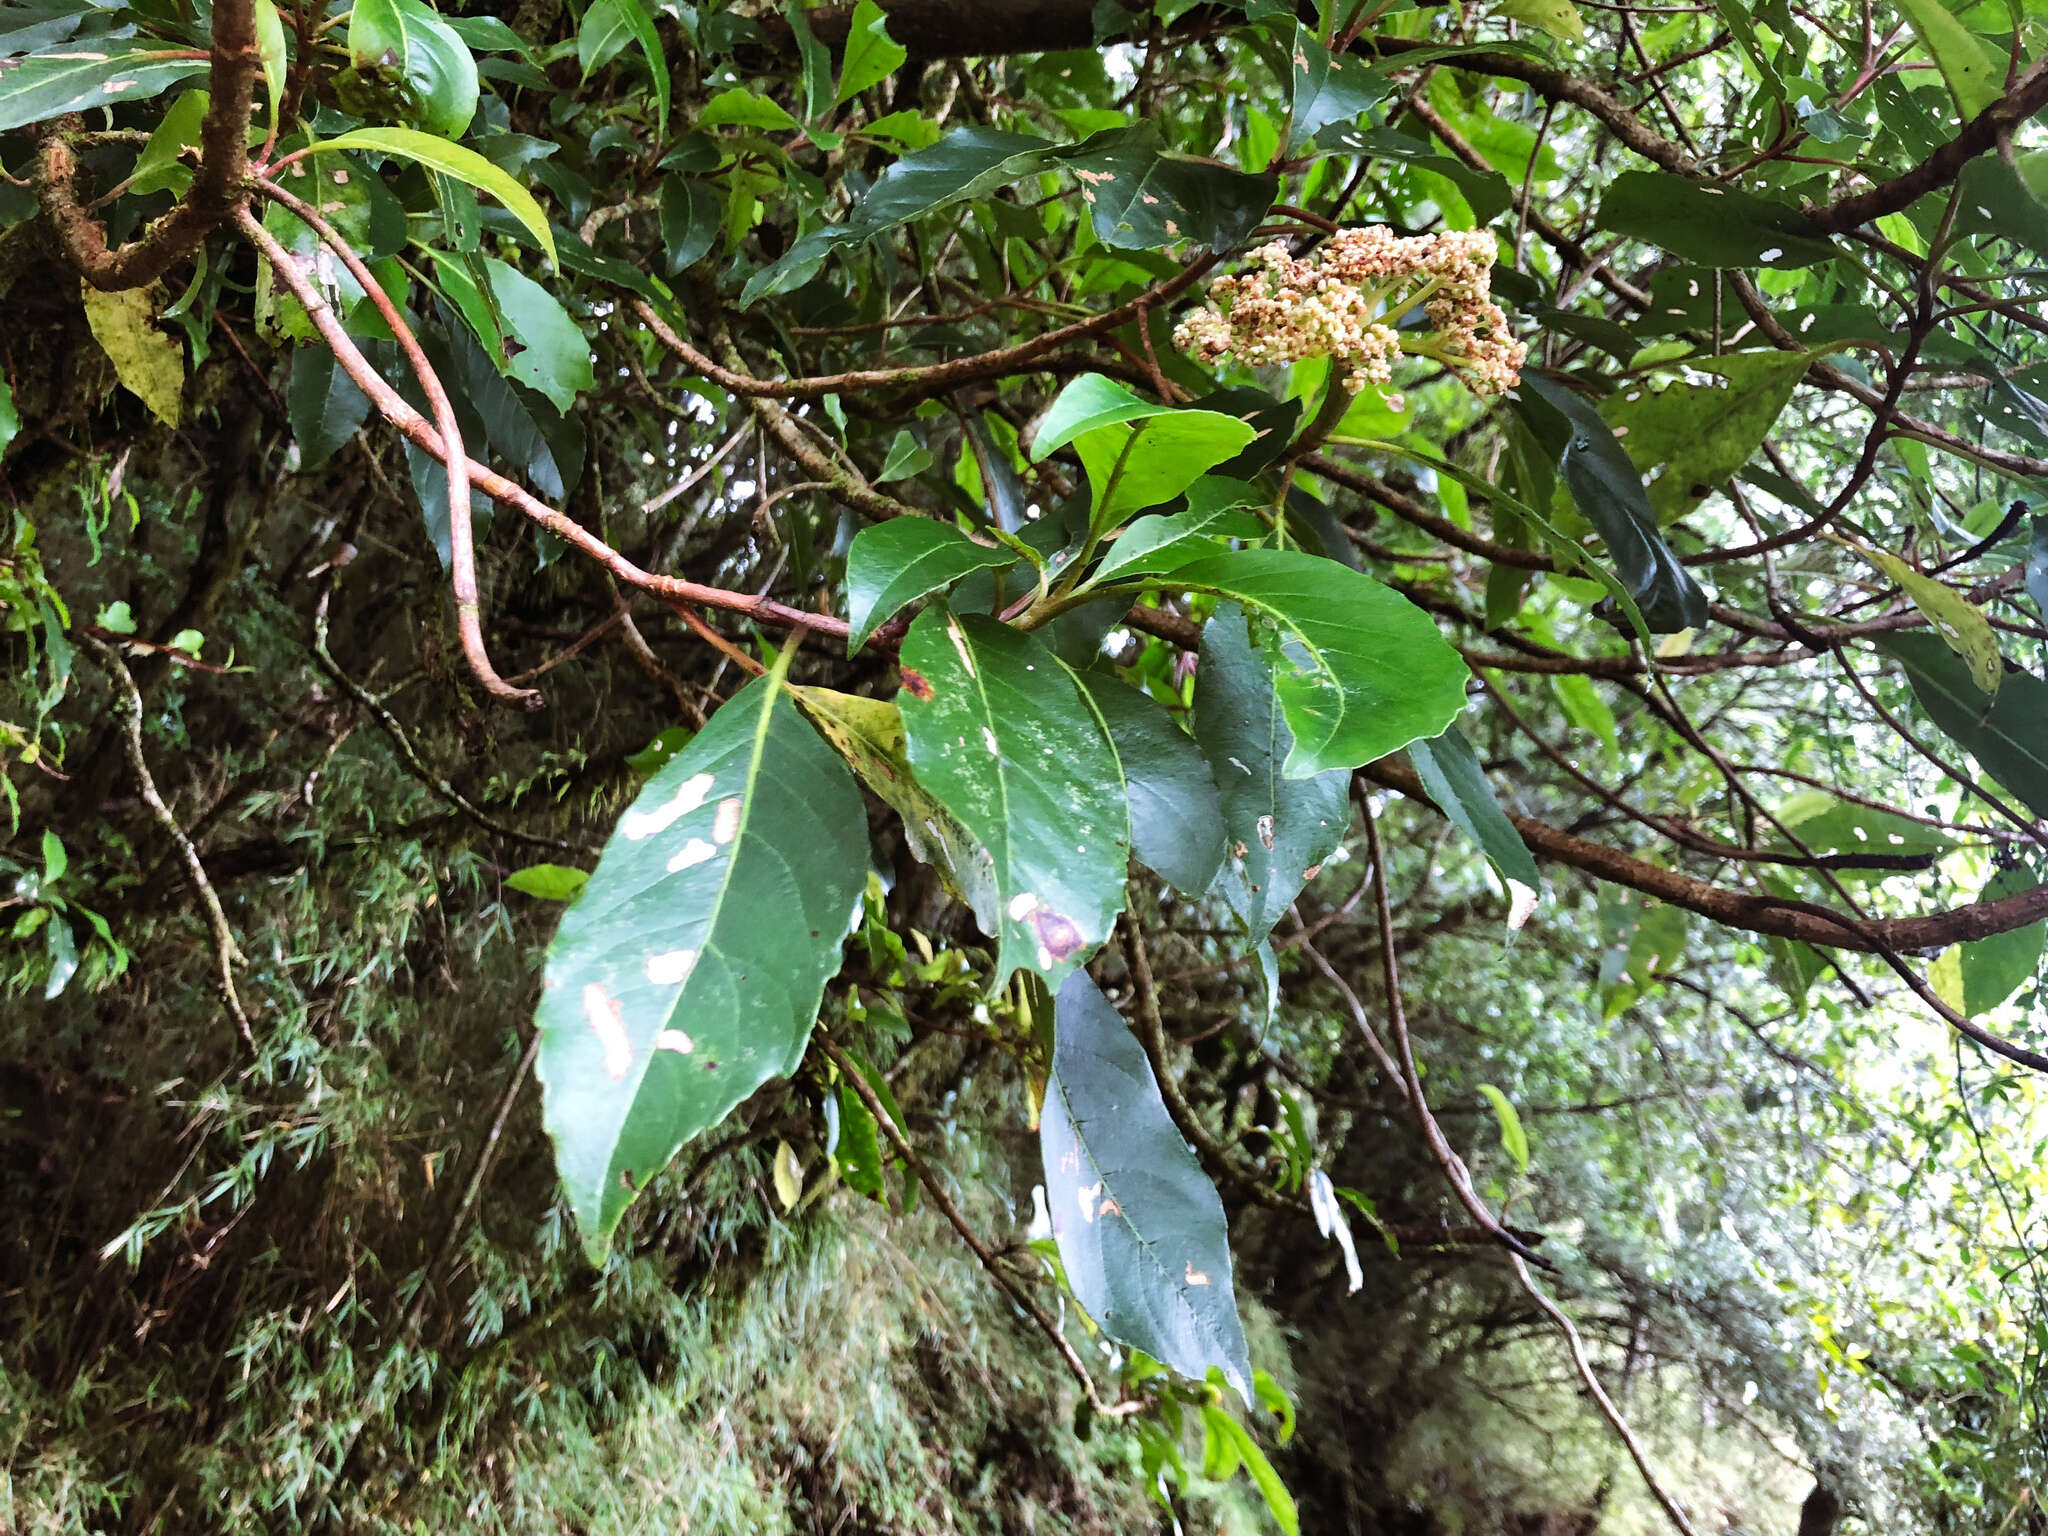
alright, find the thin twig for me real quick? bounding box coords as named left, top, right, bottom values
left=85, top=636, right=253, bottom=1048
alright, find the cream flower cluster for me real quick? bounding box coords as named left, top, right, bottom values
left=1173, top=227, right=1527, bottom=399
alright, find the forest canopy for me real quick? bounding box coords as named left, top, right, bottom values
left=6, top=0, right=2048, bottom=1530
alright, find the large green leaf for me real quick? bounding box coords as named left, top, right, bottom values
left=1596, top=171, right=1835, bottom=268
left=1119, top=550, right=1470, bottom=777
left=535, top=668, right=867, bottom=1259
left=1518, top=374, right=1709, bottom=634
left=834, top=0, right=905, bottom=105
left=1877, top=633, right=2048, bottom=818
left=1192, top=606, right=1351, bottom=943
left=1601, top=351, right=1811, bottom=524
left=896, top=610, right=1128, bottom=987
left=1041, top=972, right=1252, bottom=1401
left=347, top=0, right=479, bottom=139
left=288, top=344, right=370, bottom=470
left=315, top=127, right=557, bottom=262
left=1090, top=484, right=1265, bottom=587
left=1077, top=672, right=1224, bottom=898
left=1895, top=0, right=2001, bottom=121
left=843, top=520, right=1015, bottom=652
left=1056, top=124, right=1278, bottom=252
left=1410, top=722, right=1540, bottom=928
left=1934, top=867, right=2046, bottom=1016
left=1313, top=125, right=1512, bottom=222
left=0, top=39, right=209, bottom=133
left=852, top=125, right=1051, bottom=231
left=481, top=257, right=592, bottom=412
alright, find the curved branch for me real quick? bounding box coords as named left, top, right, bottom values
left=38, top=0, right=262, bottom=291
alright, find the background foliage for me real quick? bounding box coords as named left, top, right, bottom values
left=8, top=0, right=2048, bottom=1530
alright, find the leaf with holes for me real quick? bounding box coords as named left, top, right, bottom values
left=1601, top=351, right=1812, bottom=524
left=895, top=610, right=1127, bottom=987
left=1287, top=24, right=1390, bottom=152
left=1192, top=606, right=1351, bottom=943
left=535, top=665, right=867, bottom=1260
left=1055, top=124, right=1277, bottom=251
left=1864, top=548, right=2002, bottom=698
left=1041, top=972, right=1252, bottom=1401
left=1595, top=171, right=1834, bottom=268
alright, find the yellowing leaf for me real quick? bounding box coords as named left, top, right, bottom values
left=772, top=1140, right=802, bottom=1210
left=1495, top=0, right=1585, bottom=42
left=82, top=282, right=183, bottom=427
left=1864, top=548, right=2002, bottom=698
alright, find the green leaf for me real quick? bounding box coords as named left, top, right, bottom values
left=842, top=520, right=1014, bottom=652
left=130, top=86, right=209, bottom=197
left=1200, top=1407, right=1300, bottom=1535
left=1942, top=867, right=2046, bottom=1015
left=784, top=0, right=832, bottom=122
left=506, top=863, right=589, bottom=901
left=659, top=176, right=721, bottom=273
left=1595, top=171, right=1835, bottom=268
left=0, top=381, right=16, bottom=457
left=1877, top=632, right=2048, bottom=818
left=1550, top=672, right=1620, bottom=766
left=772, top=1140, right=803, bottom=1209
left=1312, top=126, right=1512, bottom=222
left=1864, top=548, right=2002, bottom=699
left=481, top=257, right=591, bottom=412
left=853, top=125, right=1051, bottom=231
left=896, top=610, right=1128, bottom=987
left=699, top=87, right=799, bottom=132
left=1495, top=0, right=1585, bottom=40
left=314, top=127, right=557, bottom=263
left=1601, top=351, right=1812, bottom=524
left=82, top=284, right=183, bottom=429
left=1517, top=374, right=1708, bottom=633
left=40, top=828, right=66, bottom=884
left=2030, top=514, right=2048, bottom=626
left=1042, top=971, right=1253, bottom=1400
left=576, top=0, right=632, bottom=75
left=1409, top=723, right=1540, bottom=928
left=1120, top=551, right=1470, bottom=777
left=43, top=915, right=76, bottom=1000
left=835, top=0, right=906, bottom=106
left=94, top=600, right=136, bottom=635
left=1076, top=672, right=1225, bottom=898
left=1772, top=790, right=1953, bottom=859
left=1286, top=24, right=1391, bottom=153
left=1475, top=1084, right=1530, bottom=1174
left=609, top=0, right=668, bottom=126
left=0, top=40, right=210, bottom=134
left=535, top=666, right=867, bottom=1259
left=1055, top=124, right=1277, bottom=252
left=1090, top=487, right=1266, bottom=587
left=347, top=0, right=479, bottom=139
left=830, top=1077, right=885, bottom=1198
left=874, top=430, right=933, bottom=483
left=253, top=0, right=285, bottom=126
left=288, top=344, right=371, bottom=470
left=1192, top=606, right=1351, bottom=942
left=1033, top=375, right=1256, bottom=529
left=1895, top=0, right=2002, bottom=121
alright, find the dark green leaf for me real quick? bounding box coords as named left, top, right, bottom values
left=1877, top=632, right=2048, bottom=819
left=1077, top=672, right=1224, bottom=898
left=0, top=40, right=208, bottom=133
left=1518, top=374, right=1710, bottom=633
left=659, top=176, right=721, bottom=272
left=1596, top=171, right=1835, bottom=268
left=1312, top=126, right=1511, bottom=222
left=1055, top=124, right=1277, bottom=252
left=896, top=610, right=1128, bottom=987
left=288, top=344, right=370, bottom=470
left=347, top=0, right=479, bottom=139
left=535, top=667, right=867, bottom=1260
left=1409, top=723, right=1540, bottom=927
left=1951, top=867, right=2045, bottom=1015
left=843, top=520, right=1014, bottom=652
left=1192, top=606, right=1351, bottom=942
left=1287, top=24, right=1391, bottom=152
left=1041, top=971, right=1252, bottom=1400
left=2028, top=514, right=2048, bottom=625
